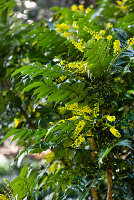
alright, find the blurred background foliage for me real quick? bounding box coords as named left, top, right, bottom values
left=0, top=0, right=134, bottom=199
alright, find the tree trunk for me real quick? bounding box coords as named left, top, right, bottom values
left=106, top=168, right=113, bottom=200
left=90, top=136, right=98, bottom=200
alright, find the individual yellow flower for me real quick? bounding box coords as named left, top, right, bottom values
left=79, top=4, right=84, bottom=11
left=71, top=4, right=78, bottom=11
left=107, top=115, right=116, bottom=122
left=110, top=127, right=121, bottom=137
left=55, top=23, right=70, bottom=33
left=107, top=23, right=113, bottom=29
left=99, top=30, right=106, bottom=36
left=90, top=30, right=95, bottom=35
left=73, top=21, right=79, bottom=29
left=94, top=33, right=102, bottom=40
left=60, top=60, right=65, bottom=65
left=86, top=7, right=91, bottom=14
left=14, top=117, right=23, bottom=128
left=107, top=35, right=112, bottom=40
left=49, top=122, right=54, bottom=126
left=113, top=40, right=121, bottom=54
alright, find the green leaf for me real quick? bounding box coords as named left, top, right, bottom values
left=115, top=139, right=133, bottom=149
left=23, top=82, right=43, bottom=92
left=11, top=129, right=28, bottom=143
left=20, top=164, right=28, bottom=178
left=11, top=66, right=33, bottom=77
left=99, top=139, right=133, bottom=166
left=0, top=129, right=20, bottom=145
left=99, top=147, right=113, bottom=166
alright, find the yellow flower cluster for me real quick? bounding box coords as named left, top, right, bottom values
left=14, top=116, right=24, bottom=128
left=110, top=126, right=121, bottom=137
left=106, top=115, right=116, bottom=122
left=59, top=103, right=99, bottom=147
left=63, top=102, right=99, bottom=120
left=84, top=27, right=104, bottom=40
left=117, top=0, right=127, bottom=11
left=71, top=4, right=91, bottom=14
left=62, top=32, right=69, bottom=38
left=93, top=103, right=99, bottom=118
left=55, top=22, right=84, bottom=53
left=73, top=135, right=85, bottom=147
left=69, top=38, right=84, bottom=52
left=71, top=4, right=84, bottom=11
left=60, top=60, right=65, bottom=65
left=127, top=38, right=134, bottom=50
left=65, top=61, right=88, bottom=73
left=0, top=194, right=7, bottom=200
left=65, top=102, right=78, bottom=110
left=49, top=121, right=54, bottom=126
left=72, top=120, right=86, bottom=147
left=59, top=76, right=67, bottom=81
left=74, top=120, right=86, bottom=136
left=113, top=40, right=121, bottom=54
left=55, top=75, right=67, bottom=83
left=55, top=23, right=70, bottom=33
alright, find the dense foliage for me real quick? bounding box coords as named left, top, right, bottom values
left=0, top=0, right=134, bottom=199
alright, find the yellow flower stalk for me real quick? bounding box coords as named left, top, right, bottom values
left=113, top=40, right=121, bottom=54
left=127, top=38, right=134, bottom=50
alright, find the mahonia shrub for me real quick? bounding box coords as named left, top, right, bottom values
left=0, top=1, right=134, bottom=200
